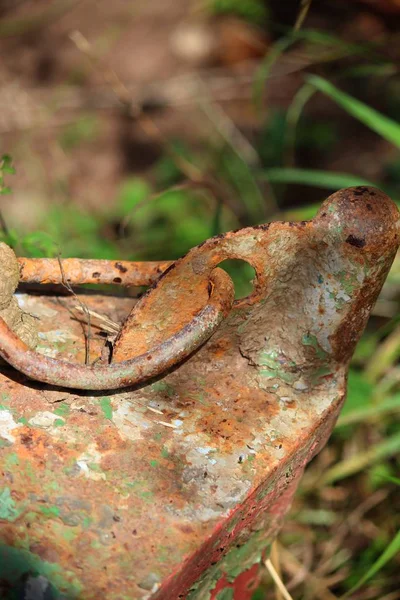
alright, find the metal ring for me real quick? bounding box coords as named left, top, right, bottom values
left=0, top=269, right=234, bottom=390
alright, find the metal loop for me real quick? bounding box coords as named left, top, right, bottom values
left=0, top=268, right=234, bottom=390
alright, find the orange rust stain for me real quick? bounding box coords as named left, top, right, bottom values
left=13, top=427, right=78, bottom=465
left=94, top=428, right=127, bottom=453
left=192, top=378, right=279, bottom=452
left=208, top=337, right=231, bottom=358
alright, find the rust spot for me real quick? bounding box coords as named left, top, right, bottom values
left=252, top=224, right=270, bottom=231
left=353, top=186, right=370, bottom=196
left=20, top=432, right=34, bottom=447
left=346, top=234, right=366, bottom=248
left=115, top=262, right=128, bottom=273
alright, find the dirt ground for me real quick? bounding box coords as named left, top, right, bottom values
left=0, top=0, right=399, bottom=233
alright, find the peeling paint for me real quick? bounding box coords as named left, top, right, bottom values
left=0, top=409, right=21, bottom=443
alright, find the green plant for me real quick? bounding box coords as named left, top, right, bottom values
left=206, top=0, right=268, bottom=25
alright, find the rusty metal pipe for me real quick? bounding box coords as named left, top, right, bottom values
left=0, top=269, right=234, bottom=390
left=17, top=257, right=172, bottom=287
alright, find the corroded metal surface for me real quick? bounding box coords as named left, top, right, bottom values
left=0, top=187, right=398, bottom=599
left=18, top=257, right=173, bottom=288
left=0, top=269, right=234, bottom=390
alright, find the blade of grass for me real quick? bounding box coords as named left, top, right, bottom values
left=259, top=168, right=376, bottom=189
left=341, top=530, right=400, bottom=598
left=254, top=30, right=376, bottom=117
left=382, top=474, right=400, bottom=486
left=284, top=83, right=316, bottom=166
left=365, top=324, right=400, bottom=383
left=306, top=74, right=400, bottom=149
left=318, top=432, right=400, bottom=486
left=254, top=36, right=297, bottom=115
left=223, top=149, right=267, bottom=223
left=335, top=394, right=400, bottom=428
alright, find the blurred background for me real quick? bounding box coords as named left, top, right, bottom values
left=0, top=0, right=400, bottom=598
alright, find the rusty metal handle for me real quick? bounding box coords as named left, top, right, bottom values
left=0, top=268, right=234, bottom=390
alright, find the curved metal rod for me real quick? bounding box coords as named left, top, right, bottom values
left=0, top=269, right=234, bottom=391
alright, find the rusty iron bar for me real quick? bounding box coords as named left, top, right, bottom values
left=18, top=257, right=172, bottom=287
left=0, top=268, right=234, bottom=390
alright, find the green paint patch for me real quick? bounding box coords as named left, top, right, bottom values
left=187, top=391, right=207, bottom=405
left=311, top=365, right=333, bottom=384
left=17, top=417, right=28, bottom=425
left=1, top=393, right=10, bottom=405
left=335, top=269, right=360, bottom=297
left=259, top=368, right=296, bottom=384
left=258, top=349, right=297, bottom=383
left=150, top=459, right=159, bottom=468
left=138, top=490, right=154, bottom=502
left=0, top=544, right=83, bottom=598
left=216, top=589, right=234, bottom=600
left=48, top=520, right=77, bottom=542
left=0, top=488, right=21, bottom=522
left=54, top=403, right=70, bottom=416
left=161, top=446, right=170, bottom=459
left=39, top=505, right=61, bottom=518
left=302, top=333, right=329, bottom=360
left=87, top=462, right=102, bottom=472
left=46, top=481, right=61, bottom=492
left=82, top=516, right=92, bottom=529
left=189, top=529, right=271, bottom=599
left=151, top=381, right=175, bottom=397
left=53, top=418, right=65, bottom=427
left=4, top=453, right=19, bottom=468
left=158, top=545, right=172, bottom=563
left=100, top=397, right=113, bottom=420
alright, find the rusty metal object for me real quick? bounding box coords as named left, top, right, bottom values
left=18, top=257, right=172, bottom=287
left=0, top=186, right=398, bottom=600
left=8, top=185, right=399, bottom=393
left=0, top=269, right=234, bottom=390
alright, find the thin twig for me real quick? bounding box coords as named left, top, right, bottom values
left=293, top=0, right=313, bottom=32
left=73, top=306, right=120, bottom=334
left=279, top=544, right=340, bottom=600
left=57, top=255, right=92, bottom=365
left=271, top=541, right=284, bottom=600
left=265, top=558, right=294, bottom=600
